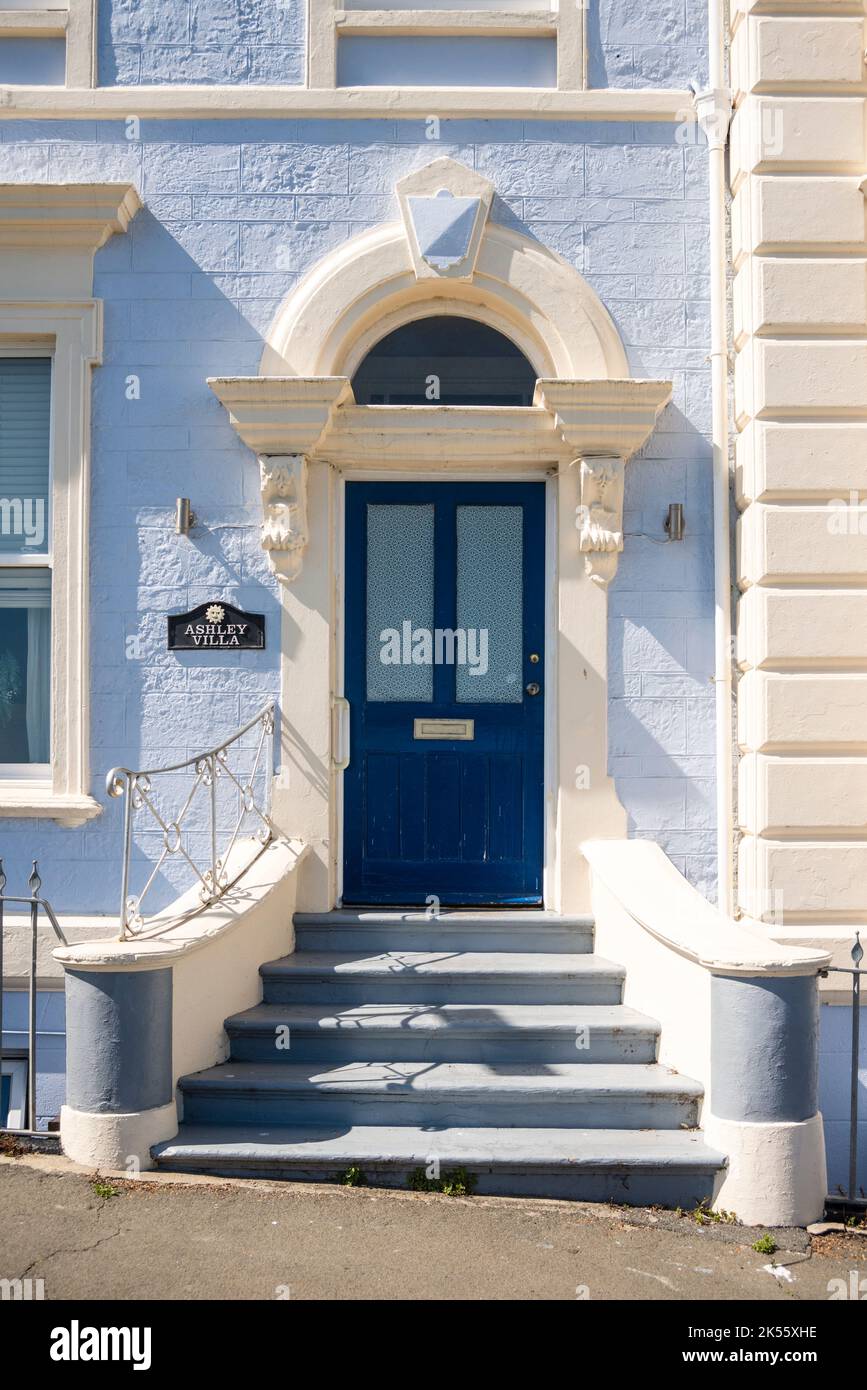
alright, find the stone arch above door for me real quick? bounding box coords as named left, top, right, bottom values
left=206, top=156, right=675, bottom=912
left=259, top=157, right=630, bottom=382
left=209, top=158, right=671, bottom=590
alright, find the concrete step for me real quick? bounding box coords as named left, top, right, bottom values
left=153, top=1122, right=725, bottom=1206
left=293, top=911, right=594, bottom=955
left=178, top=1060, right=701, bottom=1130
left=261, top=951, right=625, bottom=1006
left=225, top=1002, right=660, bottom=1064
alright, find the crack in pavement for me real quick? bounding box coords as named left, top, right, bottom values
left=19, top=1225, right=126, bottom=1281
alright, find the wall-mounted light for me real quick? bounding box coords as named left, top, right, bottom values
left=664, top=503, right=685, bottom=541
left=176, top=498, right=197, bottom=536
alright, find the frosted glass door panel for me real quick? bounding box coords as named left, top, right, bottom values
left=366, top=503, right=435, bottom=702
left=456, top=505, right=523, bottom=704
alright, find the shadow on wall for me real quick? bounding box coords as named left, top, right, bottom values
left=607, top=403, right=717, bottom=901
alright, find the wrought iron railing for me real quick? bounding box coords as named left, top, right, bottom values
left=823, top=933, right=865, bottom=1207
left=0, top=861, right=67, bottom=1134
left=106, top=702, right=276, bottom=940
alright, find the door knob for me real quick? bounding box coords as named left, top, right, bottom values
left=525, top=682, right=541, bottom=697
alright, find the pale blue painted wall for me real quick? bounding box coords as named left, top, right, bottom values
left=98, top=0, right=307, bottom=86
left=0, top=117, right=717, bottom=908
left=588, top=0, right=709, bottom=90
left=96, top=1, right=709, bottom=91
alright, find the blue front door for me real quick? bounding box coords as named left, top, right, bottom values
left=343, top=481, right=545, bottom=905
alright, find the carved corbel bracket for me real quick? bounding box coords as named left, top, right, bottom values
left=575, top=455, right=625, bottom=588
left=259, top=454, right=308, bottom=585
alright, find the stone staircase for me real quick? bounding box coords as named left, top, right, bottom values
left=153, top=912, right=726, bottom=1204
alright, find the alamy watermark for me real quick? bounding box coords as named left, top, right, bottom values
left=826, top=492, right=867, bottom=535
left=0, top=497, right=46, bottom=547
left=1, top=1276, right=45, bottom=1300
left=379, top=621, right=489, bottom=678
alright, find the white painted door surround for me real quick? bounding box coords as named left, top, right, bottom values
left=209, top=158, right=672, bottom=912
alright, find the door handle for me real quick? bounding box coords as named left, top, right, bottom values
left=525, top=682, right=541, bottom=697
left=331, top=696, right=350, bottom=770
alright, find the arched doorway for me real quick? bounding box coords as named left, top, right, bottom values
left=208, top=159, right=672, bottom=911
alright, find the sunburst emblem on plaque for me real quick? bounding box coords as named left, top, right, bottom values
left=205, top=604, right=225, bottom=624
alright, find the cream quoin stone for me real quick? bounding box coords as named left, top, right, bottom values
left=732, top=177, right=867, bottom=260
left=730, top=96, right=866, bottom=178
left=742, top=840, right=867, bottom=921
left=736, top=422, right=867, bottom=503
left=739, top=755, right=867, bottom=835
left=732, top=15, right=866, bottom=92
left=738, top=671, right=867, bottom=749
left=739, top=505, right=867, bottom=584
left=734, top=257, right=867, bottom=341
left=739, top=503, right=867, bottom=583
left=734, top=341, right=867, bottom=425
left=731, top=0, right=867, bottom=964
left=738, top=588, right=867, bottom=669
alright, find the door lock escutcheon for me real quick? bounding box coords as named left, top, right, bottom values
left=525, top=682, right=541, bottom=697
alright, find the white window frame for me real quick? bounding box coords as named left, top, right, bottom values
left=1, top=1056, right=27, bottom=1128
left=0, top=0, right=96, bottom=88
left=308, top=0, right=585, bottom=92
left=0, top=343, right=53, bottom=782
left=0, top=185, right=139, bottom=824
left=0, top=302, right=102, bottom=827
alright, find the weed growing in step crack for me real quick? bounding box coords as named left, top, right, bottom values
left=337, top=1166, right=366, bottom=1188
left=90, top=1178, right=120, bottom=1200
left=408, top=1166, right=477, bottom=1196
left=752, top=1233, right=778, bottom=1255
left=690, top=1198, right=737, bottom=1226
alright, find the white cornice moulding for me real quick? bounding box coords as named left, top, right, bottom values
left=0, top=184, right=142, bottom=250
left=209, top=376, right=673, bottom=466
left=0, top=87, right=697, bottom=123
left=211, top=374, right=673, bottom=588
left=208, top=376, right=353, bottom=456
left=534, top=378, right=673, bottom=457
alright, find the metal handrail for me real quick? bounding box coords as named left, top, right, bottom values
left=0, top=861, right=67, bottom=1135
left=106, top=701, right=276, bottom=940
left=822, top=932, right=864, bottom=1206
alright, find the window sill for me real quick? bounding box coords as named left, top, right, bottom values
left=0, top=786, right=102, bottom=828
